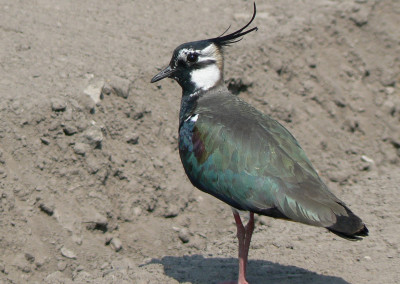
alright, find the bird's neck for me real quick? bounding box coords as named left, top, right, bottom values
left=179, top=83, right=227, bottom=126
left=179, top=89, right=201, bottom=126
left=178, top=62, right=225, bottom=125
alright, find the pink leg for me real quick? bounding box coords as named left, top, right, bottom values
left=243, top=212, right=255, bottom=276
left=233, top=211, right=255, bottom=284
left=219, top=211, right=255, bottom=284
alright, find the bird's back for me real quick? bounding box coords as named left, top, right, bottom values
left=179, top=86, right=368, bottom=239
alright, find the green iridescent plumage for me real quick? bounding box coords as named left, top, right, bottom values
left=179, top=86, right=366, bottom=237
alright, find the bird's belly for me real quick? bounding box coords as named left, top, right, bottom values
left=179, top=143, right=278, bottom=213
left=178, top=118, right=277, bottom=213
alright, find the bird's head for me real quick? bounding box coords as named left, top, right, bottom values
left=151, top=3, right=258, bottom=94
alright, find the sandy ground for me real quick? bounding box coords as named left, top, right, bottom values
left=0, top=0, right=399, bottom=283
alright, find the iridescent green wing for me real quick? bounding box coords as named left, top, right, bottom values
left=180, top=95, right=345, bottom=227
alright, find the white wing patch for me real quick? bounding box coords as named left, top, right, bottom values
left=190, top=64, right=221, bottom=91
left=185, top=113, right=199, bottom=122
left=190, top=114, right=199, bottom=122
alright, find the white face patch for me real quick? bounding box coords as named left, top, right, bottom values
left=175, top=43, right=222, bottom=91
left=196, top=44, right=217, bottom=63
left=190, top=64, right=221, bottom=91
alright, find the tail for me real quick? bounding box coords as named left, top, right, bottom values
left=327, top=204, right=369, bottom=240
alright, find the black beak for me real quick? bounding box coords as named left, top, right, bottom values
left=150, top=65, right=175, bottom=83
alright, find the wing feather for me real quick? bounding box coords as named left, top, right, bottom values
left=179, top=91, right=348, bottom=227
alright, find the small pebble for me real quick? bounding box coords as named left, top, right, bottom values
left=73, top=143, right=87, bottom=156
left=24, top=253, right=35, bottom=263
left=58, top=261, right=67, bottom=271
left=60, top=247, right=77, bottom=259
left=83, top=126, right=103, bottom=148
left=51, top=98, right=67, bottom=112
left=63, top=125, right=78, bottom=136
left=349, top=6, right=370, bottom=27
left=179, top=228, right=190, bottom=244
left=110, top=237, right=122, bottom=252
left=40, top=137, right=50, bottom=145
left=85, top=212, right=108, bottom=232
left=126, top=134, right=139, bottom=145
left=84, top=80, right=105, bottom=104
left=108, top=76, right=132, bottom=99
left=48, top=120, right=61, bottom=131
left=385, top=87, right=395, bottom=95
left=361, top=155, right=374, bottom=164
left=162, top=205, right=180, bottom=218
left=39, top=203, right=54, bottom=216
left=35, top=258, right=45, bottom=269
left=21, top=266, right=31, bottom=273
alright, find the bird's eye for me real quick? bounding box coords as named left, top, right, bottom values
left=187, top=53, right=199, bottom=63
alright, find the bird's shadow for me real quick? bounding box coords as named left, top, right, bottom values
left=142, top=254, right=349, bottom=284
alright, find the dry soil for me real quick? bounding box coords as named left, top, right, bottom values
left=0, top=0, right=399, bottom=283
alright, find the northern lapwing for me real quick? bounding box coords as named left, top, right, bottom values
left=151, top=4, right=368, bottom=283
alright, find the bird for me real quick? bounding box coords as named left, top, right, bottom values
left=151, top=3, right=368, bottom=284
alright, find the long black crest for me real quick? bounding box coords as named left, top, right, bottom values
left=209, top=3, right=258, bottom=47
